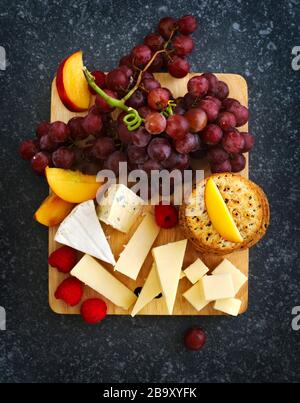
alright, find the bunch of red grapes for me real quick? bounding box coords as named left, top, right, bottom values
left=19, top=15, right=254, bottom=176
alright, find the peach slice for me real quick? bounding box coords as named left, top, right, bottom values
left=45, top=167, right=102, bottom=203
left=34, top=194, right=74, bottom=227
left=56, top=50, right=91, bottom=112
left=205, top=177, right=243, bottom=243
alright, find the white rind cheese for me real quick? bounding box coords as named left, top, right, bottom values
left=184, top=258, right=209, bottom=284
left=152, top=239, right=187, bottom=315
left=214, top=298, right=242, bottom=316
left=97, top=184, right=144, bottom=233
left=131, top=263, right=161, bottom=317
left=55, top=200, right=116, bottom=265
left=212, top=259, right=247, bottom=295
left=182, top=277, right=210, bottom=311
left=71, top=254, right=137, bottom=310
left=114, top=213, right=160, bottom=280
left=201, top=274, right=235, bottom=301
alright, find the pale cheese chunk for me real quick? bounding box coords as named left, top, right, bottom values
left=97, top=184, right=144, bottom=233
left=183, top=278, right=210, bottom=311
left=184, top=258, right=209, bottom=284
left=214, top=298, right=242, bottom=316
left=201, top=273, right=235, bottom=301
left=212, top=259, right=247, bottom=295
left=71, top=255, right=137, bottom=310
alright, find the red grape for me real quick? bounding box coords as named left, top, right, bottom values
left=204, top=95, right=222, bottom=109
left=230, top=153, right=246, bottom=172
left=131, top=127, right=151, bottom=147
left=175, top=153, right=190, bottom=169
left=173, top=105, right=186, bottom=115
left=131, top=44, right=152, bottom=67
left=222, top=98, right=240, bottom=110
left=49, top=121, right=70, bottom=143
left=118, top=65, right=133, bottom=80
left=241, top=132, right=255, bottom=152
left=174, top=133, right=200, bottom=153
left=168, top=56, right=189, bottom=78
left=210, top=159, right=232, bottom=173
left=198, top=98, right=219, bottom=121
left=104, top=150, right=127, bottom=175
left=126, top=90, right=146, bottom=109
left=88, top=105, right=102, bottom=116
left=81, top=113, right=103, bottom=135
left=184, top=327, right=205, bottom=350
left=145, top=112, right=167, bottom=135
left=141, top=158, right=163, bottom=173
left=229, top=105, right=249, bottom=127
left=161, top=151, right=180, bottom=169
left=36, top=121, right=50, bottom=138
left=141, top=78, right=161, bottom=92
left=138, top=106, right=153, bottom=119
left=222, top=130, right=245, bottom=154
left=187, top=76, right=209, bottom=98
left=91, top=137, right=116, bottom=160
left=147, top=138, right=172, bottom=161
left=201, top=73, right=218, bottom=94
left=201, top=124, right=223, bottom=145
left=95, top=89, right=118, bottom=113
left=141, top=71, right=154, bottom=80
left=178, top=15, right=197, bottom=35
left=68, top=117, right=88, bottom=140
left=19, top=139, right=39, bottom=160
left=52, top=147, right=75, bottom=169
left=119, top=54, right=132, bottom=67
left=206, top=146, right=229, bottom=164
left=127, top=145, right=149, bottom=164
left=79, top=161, right=102, bottom=175
left=144, top=33, right=164, bottom=51
left=39, top=134, right=57, bottom=151
left=217, top=111, right=237, bottom=131
left=158, top=17, right=177, bottom=39
left=182, top=93, right=197, bottom=109
left=147, top=88, right=170, bottom=110
left=184, top=108, right=208, bottom=132
left=214, top=81, right=229, bottom=100
left=89, top=70, right=106, bottom=95
left=106, top=68, right=129, bottom=93
left=148, top=53, right=164, bottom=72
left=31, top=152, right=51, bottom=174
left=166, top=115, right=189, bottom=139
left=172, top=35, right=194, bottom=56
left=117, top=123, right=134, bottom=143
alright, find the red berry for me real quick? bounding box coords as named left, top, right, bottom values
left=89, top=70, right=106, bottom=95
left=158, top=16, right=177, bottom=39
left=241, top=132, right=255, bottom=152
left=155, top=203, right=178, bottom=229
left=184, top=327, right=206, bottom=351
left=95, top=89, right=118, bottom=113
left=80, top=298, right=107, bottom=324
left=36, top=121, right=50, bottom=138
left=30, top=152, right=51, bottom=174
left=54, top=277, right=83, bottom=306
left=19, top=139, right=39, bottom=160
left=178, top=15, right=197, bottom=35
left=49, top=121, right=70, bottom=143
left=217, top=111, right=237, bottom=131
left=48, top=246, right=77, bottom=273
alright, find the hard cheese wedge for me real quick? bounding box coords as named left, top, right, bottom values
left=97, top=184, right=144, bottom=233
left=71, top=254, right=137, bottom=310
left=55, top=200, right=116, bottom=265
left=131, top=263, right=161, bottom=317
left=184, top=258, right=209, bottom=284
left=214, top=298, right=242, bottom=316
left=201, top=273, right=235, bottom=301
left=212, top=259, right=247, bottom=295
left=183, top=276, right=210, bottom=311
left=152, top=239, right=187, bottom=315
left=114, top=213, right=160, bottom=280
left=205, top=177, right=243, bottom=243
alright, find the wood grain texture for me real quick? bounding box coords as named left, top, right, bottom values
left=49, top=73, right=249, bottom=316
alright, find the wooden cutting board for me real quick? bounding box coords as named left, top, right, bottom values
left=49, top=73, right=249, bottom=315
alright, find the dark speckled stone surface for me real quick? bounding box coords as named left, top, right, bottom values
left=0, top=0, right=299, bottom=383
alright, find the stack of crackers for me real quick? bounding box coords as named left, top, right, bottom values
left=179, top=173, right=270, bottom=255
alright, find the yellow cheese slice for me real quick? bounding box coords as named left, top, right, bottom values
left=152, top=239, right=187, bottom=315
left=71, top=254, right=137, bottom=310
left=214, top=298, right=242, bottom=316
left=182, top=277, right=210, bottom=311
left=205, top=178, right=243, bottom=243
left=201, top=273, right=235, bottom=301
left=212, top=259, right=247, bottom=295
left=184, top=258, right=209, bottom=284
left=114, top=213, right=160, bottom=280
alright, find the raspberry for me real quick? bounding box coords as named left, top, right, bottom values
left=54, top=277, right=83, bottom=306
left=48, top=246, right=77, bottom=273
left=80, top=298, right=107, bottom=324
left=154, top=203, right=178, bottom=229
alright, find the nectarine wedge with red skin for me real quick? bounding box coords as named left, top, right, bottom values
left=56, top=50, right=91, bottom=112
left=34, top=194, right=74, bottom=227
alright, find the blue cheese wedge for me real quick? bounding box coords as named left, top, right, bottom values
left=97, top=184, right=144, bottom=233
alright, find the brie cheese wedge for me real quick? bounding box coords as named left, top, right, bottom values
left=55, top=200, right=116, bottom=266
